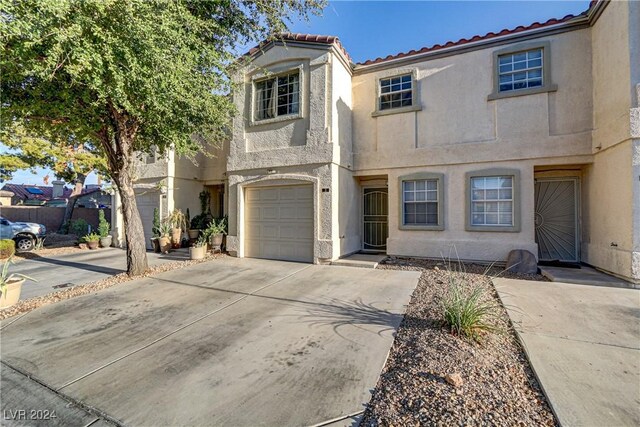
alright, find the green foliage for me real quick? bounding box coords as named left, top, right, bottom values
left=97, top=209, right=110, bottom=237
left=204, top=217, right=228, bottom=238
left=82, top=233, right=101, bottom=243
left=158, top=223, right=172, bottom=238
left=193, top=234, right=208, bottom=248
left=441, top=271, right=500, bottom=342
left=69, top=219, right=90, bottom=237
left=1, top=256, right=36, bottom=297
left=152, top=208, right=161, bottom=238
left=199, top=190, right=211, bottom=214
left=165, top=209, right=187, bottom=230
left=190, top=213, right=212, bottom=230
left=0, top=240, right=16, bottom=259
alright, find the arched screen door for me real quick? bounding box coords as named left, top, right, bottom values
left=363, top=188, right=388, bottom=251
left=534, top=178, right=579, bottom=262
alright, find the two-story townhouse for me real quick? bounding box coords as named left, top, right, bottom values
left=117, top=0, right=639, bottom=284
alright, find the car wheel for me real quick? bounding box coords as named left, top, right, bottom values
left=15, top=236, right=34, bottom=252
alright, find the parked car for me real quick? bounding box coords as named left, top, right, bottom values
left=0, top=216, right=46, bottom=252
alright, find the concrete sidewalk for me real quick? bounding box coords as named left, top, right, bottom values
left=494, top=278, right=640, bottom=426
left=1, top=257, right=420, bottom=426
left=12, top=248, right=189, bottom=299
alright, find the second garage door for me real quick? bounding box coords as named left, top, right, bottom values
left=245, top=185, right=314, bottom=263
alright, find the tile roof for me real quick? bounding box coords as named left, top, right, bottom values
left=244, top=1, right=600, bottom=69
left=0, top=183, right=102, bottom=202
left=357, top=11, right=590, bottom=66
left=244, top=32, right=352, bottom=62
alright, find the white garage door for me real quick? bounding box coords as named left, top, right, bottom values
left=245, top=185, right=314, bottom=263
left=136, top=190, right=160, bottom=250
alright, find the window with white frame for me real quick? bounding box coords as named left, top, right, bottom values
left=254, top=71, right=300, bottom=121
left=498, top=48, right=543, bottom=92
left=470, top=176, right=513, bottom=226
left=379, top=74, right=412, bottom=110
left=403, top=179, right=438, bottom=226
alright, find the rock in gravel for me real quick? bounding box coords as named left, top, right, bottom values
left=445, top=372, right=464, bottom=388
left=505, top=249, right=538, bottom=274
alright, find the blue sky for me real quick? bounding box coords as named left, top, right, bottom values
left=3, top=0, right=590, bottom=187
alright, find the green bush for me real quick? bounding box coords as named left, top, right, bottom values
left=152, top=207, right=160, bottom=237
left=441, top=272, right=499, bottom=342
left=98, top=209, right=110, bottom=237
left=82, top=232, right=100, bottom=242
left=0, top=240, right=15, bottom=259
left=69, top=218, right=90, bottom=237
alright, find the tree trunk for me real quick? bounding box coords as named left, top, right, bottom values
left=59, top=174, right=86, bottom=233
left=100, top=103, right=148, bottom=276
left=114, top=171, right=149, bottom=276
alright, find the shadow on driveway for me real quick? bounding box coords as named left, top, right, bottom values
left=24, top=253, right=124, bottom=276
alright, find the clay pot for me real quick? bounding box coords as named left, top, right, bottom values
left=159, top=236, right=171, bottom=253
left=189, top=245, right=206, bottom=260
left=87, top=241, right=99, bottom=250
left=0, top=278, right=24, bottom=309
left=150, top=237, right=161, bottom=253
left=99, top=235, right=112, bottom=248
left=188, top=229, right=200, bottom=240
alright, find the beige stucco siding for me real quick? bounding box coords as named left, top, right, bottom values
left=352, top=28, right=593, bottom=172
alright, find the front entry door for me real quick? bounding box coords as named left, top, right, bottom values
left=534, top=178, right=579, bottom=262
left=363, top=188, right=388, bottom=251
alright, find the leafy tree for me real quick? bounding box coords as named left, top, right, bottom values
left=1, top=126, right=107, bottom=230
left=1, top=0, right=324, bottom=275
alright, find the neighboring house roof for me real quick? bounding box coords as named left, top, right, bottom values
left=244, top=0, right=603, bottom=69
left=0, top=183, right=103, bottom=203
left=0, top=190, right=14, bottom=197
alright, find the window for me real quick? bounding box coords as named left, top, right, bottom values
left=498, top=48, right=543, bottom=92
left=465, top=169, right=520, bottom=232
left=255, top=71, right=300, bottom=121
left=399, top=173, right=444, bottom=230
left=488, top=42, right=556, bottom=100
left=471, top=176, right=513, bottom=226
left=379, top=74, right=412, bottom=110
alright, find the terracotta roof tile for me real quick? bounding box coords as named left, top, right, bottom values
left=357, top=12, right=588, bottom=66
left=245, top=32, right=352, bottom=62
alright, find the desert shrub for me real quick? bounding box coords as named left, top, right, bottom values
left=441, top=271, right=500, bottom=342
left=0, top=240, right=15, bottom=259
left=69, top=218, right=90, bottom=237
left=98, top=209, right=110, bottom=237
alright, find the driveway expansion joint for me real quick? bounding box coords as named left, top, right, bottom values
left=1, top=361, right=122, bottom=427
left=57, top=264, right=313, bottom=390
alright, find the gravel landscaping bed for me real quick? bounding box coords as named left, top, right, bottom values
left=0, top=253, right=226, bottom=321
left=361, top=257, right=556, bottom=426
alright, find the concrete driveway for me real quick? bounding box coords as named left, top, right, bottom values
left=494, top=278, right=640, bottom=426
left=12, top=248, right=190, bottom=299
left=1, top=257, right=420, bottom=426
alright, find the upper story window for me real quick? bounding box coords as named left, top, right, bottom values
left=255, top=71, right=299, bottom=121
left=379, top=74, right=412, bottom=111
left=488, top=42, right=556, bottom=101
left=498, top=48, right=543, bottom=93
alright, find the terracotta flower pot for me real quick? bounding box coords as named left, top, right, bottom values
left=159, top=236, right=171, bottom=253
left=0, top=278, right=25, bottom=309
left=189, top=245, right=206, bottom=260
left=171, top=228, right=182, bottom=245
left=87, top=241, right=99, bottom=250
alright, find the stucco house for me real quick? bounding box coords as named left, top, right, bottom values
left=114, top=0, right=639, bottom=283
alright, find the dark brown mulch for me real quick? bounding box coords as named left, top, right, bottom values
left=361, top=257, right=556, bottom=426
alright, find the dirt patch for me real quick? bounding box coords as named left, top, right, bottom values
left=0, top=253, right=227, bottom=321
left=361, top=257, right=556, bottom=426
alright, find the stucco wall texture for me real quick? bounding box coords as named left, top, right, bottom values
left=129, top=1, right=638, bottom=282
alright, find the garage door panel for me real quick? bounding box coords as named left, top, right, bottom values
left=245, top=185, right=313, bottom=263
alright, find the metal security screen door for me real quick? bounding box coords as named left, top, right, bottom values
left=363, top=188, right=388, bottom=251
left=534, top=178, right=579, bottom=262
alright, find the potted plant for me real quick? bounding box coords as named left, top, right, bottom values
left=187, top=208, right=199, bottom=240
left=83, top=232, right=101, bottom=250
left=166, top=209, right=186, bottom=248
left=0, top=256, right=36, bottom=309
left=204, top=217, right=227, bottom=252
left=158, top=223, right=172, bottom=253
left=189, top=234, right=208, bottom=260
left=98, top=209, right=112, bottom=248
left=150, top=207, right=161, bottom=253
